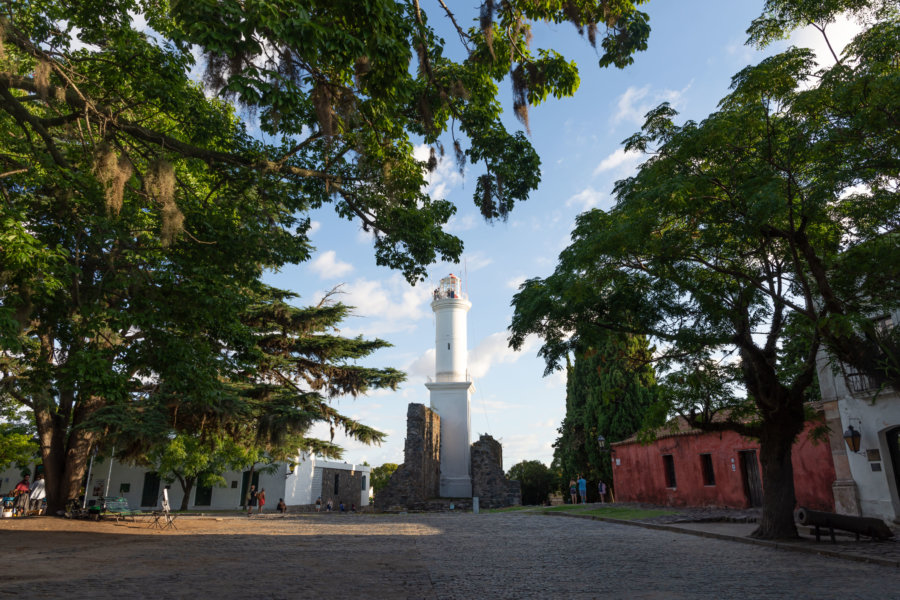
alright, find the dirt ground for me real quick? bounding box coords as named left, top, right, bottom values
left=0, top=513, right=439, bottom=599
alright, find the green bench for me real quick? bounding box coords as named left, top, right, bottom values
left=103, top=497, right=143, bottom=523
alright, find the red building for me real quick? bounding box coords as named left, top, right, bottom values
left=611, top=416, right=835, bottom=511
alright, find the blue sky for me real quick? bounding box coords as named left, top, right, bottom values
left=264, top=1, right=862, bottom=470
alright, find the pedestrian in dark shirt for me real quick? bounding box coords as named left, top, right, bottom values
left=247, top=485, right=257, bottom=517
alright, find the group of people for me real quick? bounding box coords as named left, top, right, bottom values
left=314, top=496, right=356, bottom=513
left=568, top=475, right=608, bottom=505
left=246, top=485, right=267, bottom=516
left=6, top=473, right=46, bottom=516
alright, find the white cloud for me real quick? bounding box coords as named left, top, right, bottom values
left=406, top=348, right=435, bottom=381
left=594, top=148, right=643, bottom=176
left=444, top=214, right=478, bottom=233
left=506, top=276, right=526, bottom=291
left=308, top=250, right=354, bottom=279
left=307, top=220, right=322, bottom=236
left=468, top=332, right=539, bottom=379
left=464, top=252, right=493, bottom=272
left=612, top=82, right=691, bottom=128
left=544, top=368, right=567, bottom=390
left=318, top=274, right=433, bottom=336
left=566, top=187, right=606, bottom=211
left=414, top=144, right=464, bottom=200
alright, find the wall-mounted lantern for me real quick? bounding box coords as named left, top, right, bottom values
left=843, top=424, right=862, bottom=453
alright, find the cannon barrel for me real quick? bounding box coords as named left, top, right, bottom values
left=795, top=507, right=894, bottom=540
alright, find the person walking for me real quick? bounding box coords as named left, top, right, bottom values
left=247, top=485, right=258, bottom=517
left=257, top=488, right=266, bottom=514
left=577, top=474, right=587, bottom=505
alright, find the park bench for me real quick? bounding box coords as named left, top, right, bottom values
left=795, top=506, right=894, bottom=542
left=103, top=497, right=143, bottom=523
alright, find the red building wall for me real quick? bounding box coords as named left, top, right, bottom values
left=611, top=424, right=835, bottom=511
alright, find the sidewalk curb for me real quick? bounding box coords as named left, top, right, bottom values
left=535, top=510, right=900, bottom=568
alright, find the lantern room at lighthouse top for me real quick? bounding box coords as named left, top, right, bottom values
left=432, top=273, right=467, bottom=302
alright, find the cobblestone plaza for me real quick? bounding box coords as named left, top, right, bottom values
left=3, top=512, right=898, bottom=599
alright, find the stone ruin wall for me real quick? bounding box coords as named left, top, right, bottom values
left=471, top=434, right=522, bottom=509
left=377, top=405, right=521, bottom=511
left=375, top=403, right=441, bottom=510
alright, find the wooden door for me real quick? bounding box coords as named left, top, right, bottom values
left=739, top=450, right=763, bottom=507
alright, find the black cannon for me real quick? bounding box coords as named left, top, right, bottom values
left=795, top=507, right=894, bottom=542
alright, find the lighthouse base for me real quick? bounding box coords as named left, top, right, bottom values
left=426, top=380, right=473, bottom=499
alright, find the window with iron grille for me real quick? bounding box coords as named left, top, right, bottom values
left=700, top=454, right=715, bottom=486
left=662, top=454, right=676, bottom=488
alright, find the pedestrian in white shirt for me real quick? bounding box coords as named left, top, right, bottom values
left=29, top=474, right=46, bottom=515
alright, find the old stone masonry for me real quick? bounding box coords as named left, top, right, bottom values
left=377, top=403, right=521, bottom=511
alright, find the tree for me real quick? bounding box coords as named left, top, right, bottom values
left=0, top=0, right=651, bottom=514
left=552, top=335, right=661, bottom=498
left=511, top=9, right=899, bottom=539
left=126, top=287, right=402, bottom=509
left=0, top=401, right=38, bottom=471
left=371, top=463, right=399, bottom=494
left=146, top=434, right=236, bottom=511
left=507, top=459, right=555, bottom=505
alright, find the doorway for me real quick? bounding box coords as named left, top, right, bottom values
left=140, top=472, right=160, bottom=507
left=739, top=450, right=764, bottom=507
left=886, top=427, right=900, bottom=511
left=240, top=471, right=260, bottom=506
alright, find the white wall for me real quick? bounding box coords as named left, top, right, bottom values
left=817, top=347, right=900, bottom=522
left=1, top=453, right=372, bottom=510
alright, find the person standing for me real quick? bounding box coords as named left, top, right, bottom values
left=13, top=474, right=31, bottom=516
left=597, top=480, right=607, bottom=504
left=569, top=479, right=577, bottom=505
left=315, top=496, right=322, bottom=512
left=577, top=474, right=587, bottom=505
left=247, top=485, right=258, bottom=517
left=257, top=488, right=266, bottom=514
left=29, top=474, right=46, bottom=515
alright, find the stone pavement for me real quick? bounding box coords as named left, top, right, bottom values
left=544, top=502, right=900, bottom=568
left=4, top=511, right=900, bottom=599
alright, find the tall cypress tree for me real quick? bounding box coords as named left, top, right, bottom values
left=553, top=333, right=661, bottom=499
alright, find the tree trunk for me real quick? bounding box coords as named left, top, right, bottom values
left=243, top=463, right=256, bottom=507
left=34, top=392, right=103, bottom=515
left=177, top=475, right=195, bottom=512
left=751, top=421, right=801, bottom=540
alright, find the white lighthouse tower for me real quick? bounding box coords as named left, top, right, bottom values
left=425, top=274, right=474, bottom=498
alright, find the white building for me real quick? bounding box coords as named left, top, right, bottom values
left=1, top=452, right=370, bottom=511
left=816, top=311, right=899, bottom=523
left=425, top=273, right=474, bottom=498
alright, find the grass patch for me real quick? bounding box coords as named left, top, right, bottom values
left=581, top=506, right=677, bottom=520
left=483, top=505, right=537, bottom=514
left=542, top=505, right=677, bottom=520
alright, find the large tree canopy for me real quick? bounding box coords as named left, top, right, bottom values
left=510, top=7, right=899, bottom=539
left=0, top=0, right=651, bottom=513
left=0, top=1, right=652, bottom=513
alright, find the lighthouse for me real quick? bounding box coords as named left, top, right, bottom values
left=425, top=274, right=474, bottom=498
